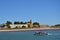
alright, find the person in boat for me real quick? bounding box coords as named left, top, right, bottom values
left=34, top=31, right=48, bottom=35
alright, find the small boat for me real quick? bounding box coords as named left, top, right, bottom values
left=34, top=31, right=48, bottom=36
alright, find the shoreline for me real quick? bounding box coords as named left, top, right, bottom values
left=0, top=28, right=60, bottom=32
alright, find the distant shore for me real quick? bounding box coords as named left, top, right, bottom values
left=0, top=28, right=60, bottom=32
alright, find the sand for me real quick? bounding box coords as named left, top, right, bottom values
left=0, top=28, right=60, bottom=32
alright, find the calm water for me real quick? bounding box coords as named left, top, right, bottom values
left=0, top=29, right=60, bottom=40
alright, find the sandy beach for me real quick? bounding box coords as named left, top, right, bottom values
left=0, top=28, right=60, bottom=32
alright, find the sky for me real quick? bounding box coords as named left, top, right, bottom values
left=0, top=0, right=60, bottom=25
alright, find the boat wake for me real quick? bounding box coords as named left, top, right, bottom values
left=47, top=33, right=53, bottom=35
left=34, top=32, right=60, bottom=36
left=47, top=33, right=60, bottom=35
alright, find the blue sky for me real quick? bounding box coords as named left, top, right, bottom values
left=0, top=0, right=60, bottom=25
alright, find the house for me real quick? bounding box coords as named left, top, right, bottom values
left=10, top=20, right=33, bottom=28
left=10, top=24, right=28, bottom=28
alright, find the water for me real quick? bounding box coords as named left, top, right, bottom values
left=0, top=29, right=60, bottom=40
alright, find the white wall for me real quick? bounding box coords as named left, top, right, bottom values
left=10, top=24, right=28, bottom=28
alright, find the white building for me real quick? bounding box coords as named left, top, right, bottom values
left=10, top=24, right=28, bottom=28
left=8, top=20, right=33, bottom=28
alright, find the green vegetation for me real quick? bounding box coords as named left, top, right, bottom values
left=0, top=24, right=5, bottom=28
left=14, top=21, right=20, bottom=24
left=55, top=24, right=60, bottom=26
left=33, top=22, right=40, bottom=25
left=33, top=22, right=40, bottom=28
left=6, top=21, right=12, bottom=28
left=50, top=24, right=60, bottom=28
left=14, top=21, right=27, bottom=24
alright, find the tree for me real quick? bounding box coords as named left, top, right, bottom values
left=6, top=21, right=12, bottom=24
left=55, top=24, right=60, bottom=26
left=14, top=21, right=26, bottom=24
left=33, top=22, right=40, bottom=25
left=0, top=24, right=6, bottom=28
left=33, top=22, right=40, bottom=27
left=20, top=21, right=24, bottom=24
left=6, top=21, right=12, bottom=28
left=14, top=21, right=20, bottom=24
